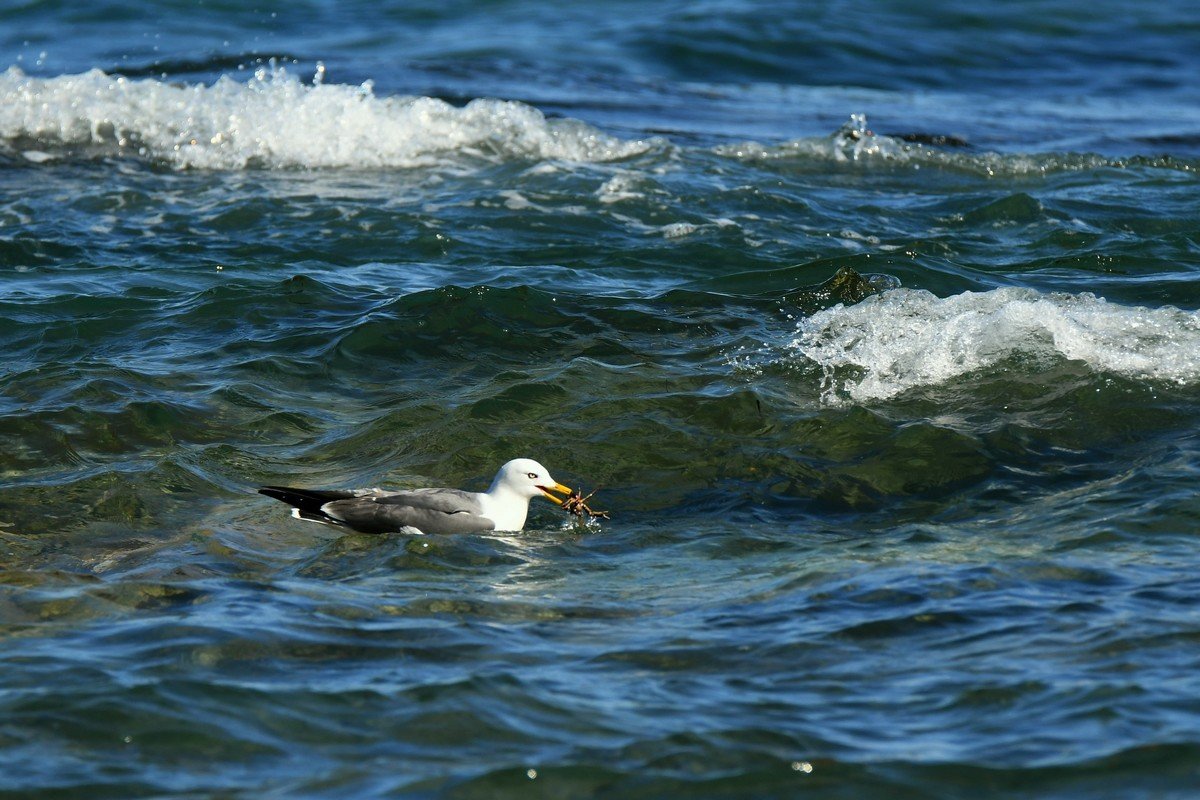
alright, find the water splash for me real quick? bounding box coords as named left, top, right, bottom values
left=0, top=65, right=656, bottom=170
left=829, top=112, right=905, bottom=161
left=792, top=287, right=1200, bottom=404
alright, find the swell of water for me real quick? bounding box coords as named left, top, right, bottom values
left=722, top=113, right=1199, bottom=176
left=6, top=68, right=1198, bottom=181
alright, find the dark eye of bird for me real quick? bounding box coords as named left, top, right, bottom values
left=527, top=472, right=538, bottom=479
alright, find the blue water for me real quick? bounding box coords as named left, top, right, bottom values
left=3, top=1, right=1200, bottom=797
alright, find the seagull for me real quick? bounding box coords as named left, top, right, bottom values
left=258, top=458, right=573, bottom=535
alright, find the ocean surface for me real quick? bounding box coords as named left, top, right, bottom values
left=3, top=1, right=1200, bottom=797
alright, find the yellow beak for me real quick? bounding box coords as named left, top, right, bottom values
left=538, top=482, right=574, bottom=505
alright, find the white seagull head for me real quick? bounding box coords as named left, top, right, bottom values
left=487, top=458, right=573, bottom=505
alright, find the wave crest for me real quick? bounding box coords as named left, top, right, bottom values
left=719, top=114, right=1198, bottom=176
left=0, top=65, right=655, bottom=169
left=792, top=287, right=1200, bottom=403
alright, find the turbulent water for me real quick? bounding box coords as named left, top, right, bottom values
left=3, top=1, right=1200, bottom=797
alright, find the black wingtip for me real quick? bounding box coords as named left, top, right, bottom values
left=259, top=485, right=325, bottom=511
left=258, top=485, right=360, bottom=513
left=258, top=485, right=295, bottom=502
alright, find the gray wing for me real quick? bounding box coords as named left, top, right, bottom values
left=321, top=488, right=495, bottom=535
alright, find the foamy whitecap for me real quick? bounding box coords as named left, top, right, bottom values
left=792, top=287, right=1200, bottom=404
left=0, top=65, right=654, bottom=170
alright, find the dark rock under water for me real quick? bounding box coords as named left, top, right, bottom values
left=785, top=266, right=901, bottom=314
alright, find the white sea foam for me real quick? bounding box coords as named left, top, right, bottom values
left=659, top=221, right=698, bottom=238
left=792, top=287, right=1200, bottom=404
left=0, top=65, right=654, bottom=170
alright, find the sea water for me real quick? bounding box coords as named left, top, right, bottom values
left=2, top=2, right=1199, bottom=797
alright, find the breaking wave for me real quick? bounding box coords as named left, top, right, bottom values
left=0, top=65, right=656, bottom=170
left=792, top=287, right=1200, bottom=404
